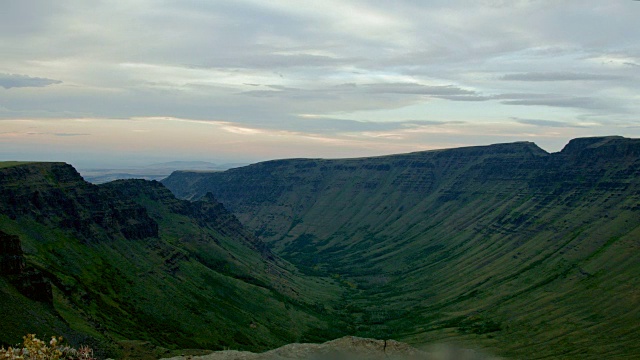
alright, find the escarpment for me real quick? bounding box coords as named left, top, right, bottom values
left=0, top=230, right=52, bottom=303
left=0, top=162, right=345, bottom=357
left=0, top=162, right=158, bottom=242
left=163, top=136, right=640, bottom=359
left=0, top=230, right=24, bottom=275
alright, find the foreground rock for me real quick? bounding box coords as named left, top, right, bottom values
left=163, top=336, right=494, bottom=360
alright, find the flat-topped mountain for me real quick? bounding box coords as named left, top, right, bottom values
left=163, top=136, right=640, bottom=359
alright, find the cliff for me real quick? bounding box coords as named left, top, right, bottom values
left=0, top=230, right=52, bottom=303
left=163, top=136, right=640, bottom=359
left=0, top=162, right=158, bottom=242
left=0, top=162, right=345, bottom=357
left=0, top=230, right=24, bottom=275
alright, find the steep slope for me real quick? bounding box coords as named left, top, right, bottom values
left=0, top=162, right=345, bottom=357
left=163, top=136, right=640, bottom=359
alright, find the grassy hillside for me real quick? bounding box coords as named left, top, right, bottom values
left=0, top=163, right=346, bottom=358
left=163, top=136, right=640, bottom=359
left=0, top=161, right=35, bottom=169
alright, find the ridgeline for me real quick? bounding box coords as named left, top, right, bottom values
left=0, top=163, right=345, bottom=358
left=163, top=136, right=640, bottom=359
left=2, top=136, right=640, bottom=359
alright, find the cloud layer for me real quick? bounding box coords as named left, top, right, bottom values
left=1, top=1, right=639, bottom=166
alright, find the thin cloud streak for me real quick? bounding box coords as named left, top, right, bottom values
left=501, top=72, right=626, bottom=82
left=0, top=73, right=62, bottom=89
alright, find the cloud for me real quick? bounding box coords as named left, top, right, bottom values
left=289, top=116, right=458, bottom=134
left=360, top=83, right=477, bottom=96
left=1, top=1, right=640, bottom=165
left=194, top=53, right=357, bottom=70
left=500, top=97, right=593, bottom=109
left=21, top=131, right=91, bottom=137
left=54, top=133, right=91, bottom=137
left=499, top=97, right=607, bottom=111
left=501, top=72, right=624, bottom=81
left=512, top=117, right=584, bottom=128
left=0, top=73, right=62, bottom=89
left=433, top=95, right=492, bottom=102
left=494, top=93, right=622, bottom=112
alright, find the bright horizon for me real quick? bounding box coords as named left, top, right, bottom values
left=1, top=1, right=639, bottom=168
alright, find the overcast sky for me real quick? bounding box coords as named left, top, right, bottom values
left=1, top=0, right=639, bottom=168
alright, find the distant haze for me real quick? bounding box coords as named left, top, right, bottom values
left=78, top=161, right=245, bottom=184
left=1, top=1, right=639, bottom=168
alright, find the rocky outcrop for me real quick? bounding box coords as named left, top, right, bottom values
left=1, top=162, right=337, bottom=354
left=9, top=267, right=53, bottom=303
left=0, top=162, right=158, bottom=242
left=0, top=230, right=52, bottom=303
left=163, top=336, right=498, bottom=360
left=164, top=336, right=432, bottom=360
left=102, top=180, right=274, bottom=260
left=0, top=230, right=24, bottom=275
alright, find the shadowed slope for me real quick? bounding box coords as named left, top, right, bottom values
left=0, top=162, right=345, bottom=357
left=163, top=136, right=640, bottom=359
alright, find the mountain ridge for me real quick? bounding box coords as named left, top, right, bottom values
left=0, top=162, right=346, bottom=357
left=163, top=136, right=640, bottom=359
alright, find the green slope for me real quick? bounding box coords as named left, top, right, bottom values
left=0, top=163, right=346, bottom=358
left=163, top=136, right=640, bottom=359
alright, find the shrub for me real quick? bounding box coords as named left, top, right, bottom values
left=0, top=334, right=95, bottom=360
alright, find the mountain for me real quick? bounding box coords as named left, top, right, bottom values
left=163, top=136, right=640, bottom=359
left=0, top=162, right=345, bottom=358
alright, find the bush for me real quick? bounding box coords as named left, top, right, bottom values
left=0, top=334, right=95, bottom=360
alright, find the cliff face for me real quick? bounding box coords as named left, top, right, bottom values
left=0, top=162, right=344, bottom=356
left=163, top=136, right=640, bottom=359
left=0, top=230, right=24, bottom=275
left=0, top=230, right=52, bottom=303
left=0, top=162, right=158, bottom=242
left=101, top=180, right=273, bottom=260
left=163, top=136, right=640, bottom=251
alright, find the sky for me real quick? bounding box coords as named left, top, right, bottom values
left=1, top=0, right=639, bottom=168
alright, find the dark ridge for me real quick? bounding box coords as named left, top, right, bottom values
left=560, top=136, right=625, bottom=153
left=0, top=163, right=158, bottom=242
left=427, top=140, right=548, bottom=157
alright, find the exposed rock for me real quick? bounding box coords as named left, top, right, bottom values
left=0, top=230, right=52, bottom=303
left=1, top=162, right=327, bottom=355
left=102, top=180, right=275, bottom=260
left=0, top=162, right=159, bottom=242
left=162, top=136, right=640, bottom=359
left=0, top=230, right=25, bottom=275
left=9, top=267, right=53, bottom=303
left=163, top=336, right=430, bottom=360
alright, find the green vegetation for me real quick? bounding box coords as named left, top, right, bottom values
left=0, top=161, right=35, bottom=169
left=3, top=136, right=640, bottom=359
left=163, top=136, right=640, bottom=359
left=0, top=163, right=346, bottom=358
